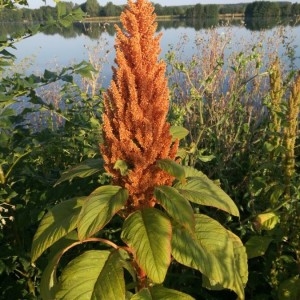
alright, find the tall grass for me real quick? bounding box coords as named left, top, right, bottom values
left=167, top=22, right=300, bottom=298
left=167, top=24, right=297, bottom=191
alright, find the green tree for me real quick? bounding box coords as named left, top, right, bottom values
left=245, top=1, right=280, bottom=18
left=0, top=0, right=28, bottom=8
left=104, top=1, right=122, bottom=17
left=20, top=8, right=31, bottom=21
left=219, top=4, right=246, bottom=15
left=204, top=4, right=219, bottom=19
left=186, top=4, right=219, bottom=19
left=280, top=2, right=292, bottom=17
left=291, top=3, right=300, bottom=16
left=173, top=6, right=185, bottom=17
left=85, top=0, right=100, bottom=17
left=154, top=3, right=163, bottom=15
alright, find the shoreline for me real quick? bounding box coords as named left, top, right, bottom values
left=81, top=14, right=245, bottom=23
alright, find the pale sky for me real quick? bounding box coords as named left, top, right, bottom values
left=26, top=0, right=299, bottom=9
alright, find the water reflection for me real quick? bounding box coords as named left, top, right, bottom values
left=2, top=16, right=300, bottom=90
left=244, top=17, right=297, bottom=30
left=1, top=16, right=299, bottom=41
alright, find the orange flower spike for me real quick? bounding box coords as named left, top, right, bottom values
left=101, top=0, right=178, bottom=209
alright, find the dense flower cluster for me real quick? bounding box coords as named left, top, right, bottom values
left=101, top=0, right=178, bottom=210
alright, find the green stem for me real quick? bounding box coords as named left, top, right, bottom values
left=5, top=150, right=32, bottom=180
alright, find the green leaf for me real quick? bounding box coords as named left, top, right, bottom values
left=40, top=231, right=78, bottom=300
left=175, top=176, right=239, bottom=217
left=278, top=276, right=300, bottom=300
left=121, top=208, right=172, bottom=283
left=55, top=250, right=111, bottom=300
left=57, top=7, right=86, bottom=28
left=170, top=125, right=189, bottom=141
left=245, top=235, right=273, bottom=259
left=270, top=185, right=285, bottom=205
left=182, top=166, right=204, bottom=178
left=226, top=230, right=248, bottom=287
left=40, top=251, right=60, bottom=300
left=114, top=159, right=129, bottom=176
left=255, top=212, right=279, bottom=230
left=55, top=158, right=103, bottom=186
left=43, top=69, right=58, bottom=81
left=202, top=230, right=248, bottom=292
left=264, top=141, right=275, bottom=152
left=118, top=248, right=136, bottom=283
left=57, top=1, right=66, bottom=18
left=197, top=149, right=215, bottom=162
left=172, top=214, right=246, bottom=299
left=150, top=286, right=195, bottom=299
left=77, top=185, right=128, bottom=240
left=154, top=185, right=195, bottom=233
left=31, top=198, right=84, bottom=263
left=157, top=159, right=185, bottom=182
left=131, top=286, right=195, bottom=299
left=131, top=288, right=152, bottom=300
left=92, top=251, right=126, bottom=299
left=73, top=60, right=97, bottom=78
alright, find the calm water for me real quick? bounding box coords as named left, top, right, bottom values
left=4, top=18, right=300, bottom=88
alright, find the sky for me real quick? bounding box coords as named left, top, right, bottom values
left=25, top=0, right=299, bottom=9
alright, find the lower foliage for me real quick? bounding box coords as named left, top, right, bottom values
left=31, top=160, right=248, bottom=299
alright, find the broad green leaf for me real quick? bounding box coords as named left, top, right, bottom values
left=278, top=276, right=300, bottom=300
left=195, top=215, right=245, bottom=299
left=264, top=141, right=275, bottom=152
left=77, top=185, right=128, bottom=240
left=131, top=288, right=152, bottom=300
left=43, top=69, right=58, bottom=81
left=182, top=166, right=205, bottom=178
left=55, top=250, right=110, bottom=300
left=92, top=251, right=125, bottom=299
left=170, top=125, right=189, bottom=141
left=0, top=48, right=16, bottom=58
left=121, top=208, right=172, bottom=283
left=57, top=7, right=86, bottom=28
left=40, top=231, right=78, bottom=300
left=172, top=214, right=245, bottom=299
left=157, top=159, right=185, bottom=182
left=202, top=230, right=248, bottom=292
left=118, top=248, right=136, bottom=283
left=40, top=251, right=60, bottom=300
left=270, top=185, right=285, bottom=205
left=154, top=185, right=195, bottom=233
left=31, top=198, right=84, bottom=262
left=226, top=230, right=248, bottom=287
left=245, top=235, right=273, bottom=259
left=131, top=286, right=195, bottom=300
left=57, top=1, right=66, bottom=18
left=255, top=212, right=279, bottom=230
left=198, top=149, right=215, bottom=162
left=175, top=176, right=239, bottom=217
left=114, top=159, right=129, bottom=176
left=73, top=60, right=97, bottom=79
left=126, top=291, right=135, bottom=299
left=55, top=158, right=103, bottom=186
left=150, top=286, right=195, bottom=299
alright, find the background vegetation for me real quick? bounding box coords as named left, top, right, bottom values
left=1, top=0, right=300, bottom=23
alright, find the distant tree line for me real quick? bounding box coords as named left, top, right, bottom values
left=0, top=2, right=75, bottom=22
left=186, top=4, right=219, bottom=19
left=245, top=1, right=300, bottom=18
left=0, top=0, right=300, bottom=23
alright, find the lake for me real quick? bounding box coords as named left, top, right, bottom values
left=3, top=18, right=300, bottom=88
